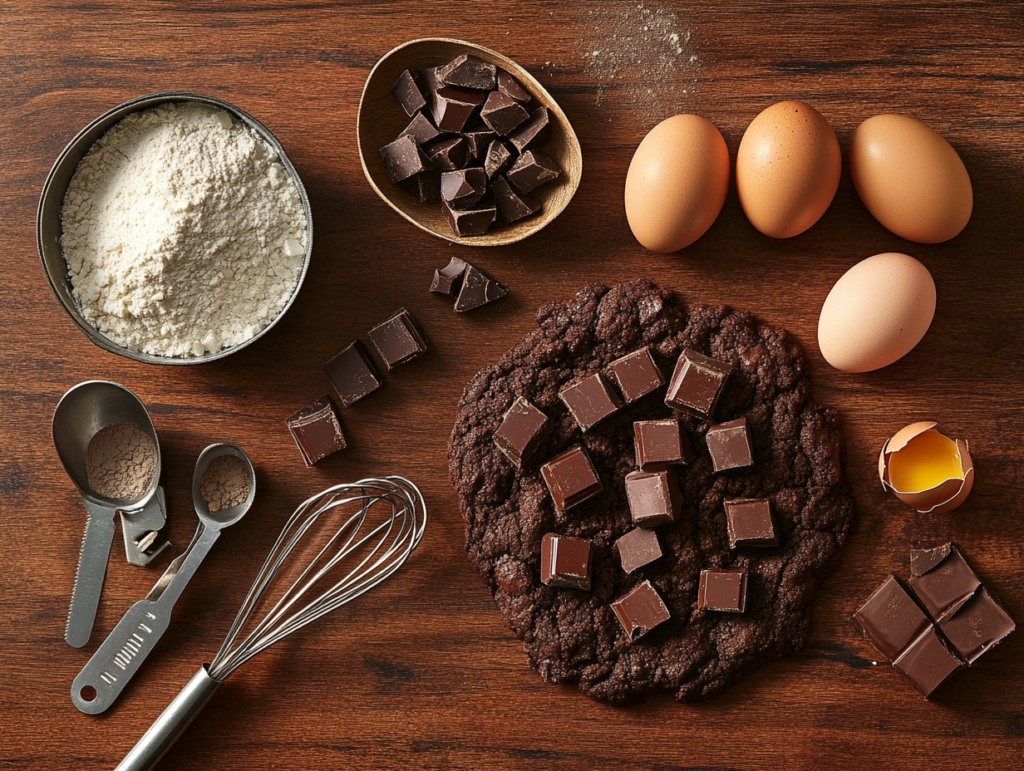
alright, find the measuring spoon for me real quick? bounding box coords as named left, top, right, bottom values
left=53, top=381, right=165, bottom=648
left=72, top=443, right=255, bottom=715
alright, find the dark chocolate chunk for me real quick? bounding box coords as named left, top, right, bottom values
left=493, top=396, right=552, bottom=467
left=506, top=149, right=560, bottom=195
left=907, top=544, right=981, bottom=623
left=484, top=139, right=513, bottom=180
left=430, top=256, right=468, bottom=297
left=492, top=176, right=540, bottom=224
left=508, top=106, right=552, bottom=153
left=540, top=532, right=594, bottom=591
left=432, top=86, right=485, bottom=133
left=852, top=575, right=932, bottom=662
left=367, top=307, right=431, bottom=370
left=705, top=418, right=754, bottom=473
left=698, top=569, right=748, bottom=613
left=379, top=135, right=431, bottom=184
left=398, top=111, right=443, bottom=146
left=558, top=372, right=622, bottom=432
left=611, top=580, right=671, bottom=642
left=462, top=128, right=497, bottom=161
left=665, top=348, right=736, bottom=418
left=540, top=444, right=602, bottom=513
left=724, top=498, right=777, bottom=548
left=609, top=347, right=665, bottom=403
left=322, top=340, right=382, bottom=407
left=497, top=69, right=531, bottom=104
left=392, top=68, right=428, bottom=117
left=939, top=587, right=1015, bottom=665
left=614, top=527, right=662, bottom=575
left=421, top=66, right=442, bottom=98
left=404, top=170, right=441, bottom=203
left=625, top=469, right=682, bottom=528
left=437, top=53, right=497, bottom=90
left=443, top=197, right=496, bottom=237
left=455, top=264, right=507, bottom=311
left=285, top=396, right=347, bottom=467
left=441, top=167, right=488, bottom=209
left=481, top=91, right=531, bottom=136
left=893, top=627, right=962, bottom=698
left=634, top=420, right=694, bottom=471
left=425, top=136, right=469, bottom=171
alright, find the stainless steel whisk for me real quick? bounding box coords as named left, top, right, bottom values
left=115, top=476, right=427, bottom=771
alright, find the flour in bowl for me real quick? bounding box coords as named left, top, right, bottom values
left=61, top=102, right=307, bottom=357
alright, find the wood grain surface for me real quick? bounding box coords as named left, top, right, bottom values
left=1, top=2, right=1021, bottom=769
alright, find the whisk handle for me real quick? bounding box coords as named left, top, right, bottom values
left=114, top=665, right=222, bottom=771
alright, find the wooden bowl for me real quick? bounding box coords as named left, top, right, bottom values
left=358, top=38, right=583, bottom=247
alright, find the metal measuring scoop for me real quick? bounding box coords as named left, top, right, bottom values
left=53, top=381, right=170, bottom=649
left=72, top=443, right=255, bottom=715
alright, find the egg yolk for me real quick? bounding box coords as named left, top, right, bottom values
left=888, top=430, right=964, bottom=492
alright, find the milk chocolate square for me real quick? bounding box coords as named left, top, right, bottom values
left=322, top=340, right=382, bottom=407
left=540, top=445, right=602, bottom=513
left=705, top=418, right=754, bottom=472
left=285, top=396, right=347, bottom=467
left=611, top=580, right=671, bottom=642
left=634, top=420, right=694, bottom=470
left=852, top=575, right=932, bottom=662
left=724, top=498, right=777, bottom=548
left=609, top=347, right=665, bottom=403
left=367, top=308, right=431, bottom=370
left=908, top=544, right=982, bottom=623
left=893, top=627, right=963, bottom=699
left=698, top=569, right=748, bottom=613
left=625, top=469, right=682, bottom=528
left=665, top=349, right=736, bottom=419
left=939, top=587, right=1015, bottom=665
left=559, top=373, right=622, bottom=432
left=540, top=532, right=594, bottom=591
left=614, top=527, right=662, bottom=574
left=493, top=396, right=552, bottom=468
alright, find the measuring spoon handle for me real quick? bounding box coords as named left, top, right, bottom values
left=65, top=501, right=118, bottom=648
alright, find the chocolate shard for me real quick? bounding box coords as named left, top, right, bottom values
left=508, top=106, right=552, bottom=153
left=625, top=469, right=682, bottom=528
left=285, top=396, right=347, bottom=467
left=430, top=256, right=468, bottom=297
left=443, top=197, right=496, bottom=237
left=698, top=569, right=748, bottom=613
left=492, top=176, right=540, bottom=224
left=322, top=340, right=382, bottom=407
left=705, top=417, right=755, bottom=473
left=724, top=498, right=777, bottom=548
left=540, top=444, right=602, bottom=513
left=484, top=139, right=513, bottom=180
left=558, top=372, right=622, bottom=432
left=907, top=544, right=982, bottom=623
left=893, top=627, right=963, bottom=699
left=541, top=532, right=594, bottom=591
left=497, top=69, right=532, bottom=104
left=455, top=264, right=507, bottom=311
left=665, top=348, right=736, bottom=418
left=507, top=149, right=560, bottom=195
left=462, top=128, right=497, bottom=161
left=402, top=170, right=441, bottom=203
left=441, top=167, right=488, bottom=209
left=493, top=396, right=552, bottom=467
left=379, top=134, right=431, bottom=184
left=609, top=347, right=665, bottom=403
left=939, top=587, right=1015, bottom=665
left=392, top=68, right=428, bottom=117
left=634, top=420, right=694, bottom=471
left=437, top=53, right=497, bottom=90
left=614, top=527, right=662, bottom=574
left=611, top=580, right=671, bottom=642
left=398, top=111, right=443, bottom=146
left=367, top=307, right=431, bottom=370
left=481, top=91, right=531, bottom=136
left=910, top=543, right=953, bottom=577
left=425, top=136, right=469, bottom=171
left=852, top=575, right=931, bottom=662
left=432, top=86, right=485, bottom=133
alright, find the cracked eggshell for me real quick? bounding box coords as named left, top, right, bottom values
left=878, top=422, right=974, bottom=514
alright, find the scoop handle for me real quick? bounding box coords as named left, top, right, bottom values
left=65, top=500, right=118, bottom=648
left=114, top=665, right=222, bottom=771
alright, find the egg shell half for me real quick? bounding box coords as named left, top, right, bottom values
left=817, top=252, right=936, bottom=373
left=624, top=114, right=730, bottom=253
left=736, top=100, right=841, bottom=239
left=850, top=114, right=973, bottom=244
left=878, top=423, right=974, bottom=514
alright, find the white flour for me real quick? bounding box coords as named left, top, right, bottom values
left=62, top=102, right=307, bottom=357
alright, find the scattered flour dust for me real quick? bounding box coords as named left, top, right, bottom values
left=61, top=102, right=307, bottom=358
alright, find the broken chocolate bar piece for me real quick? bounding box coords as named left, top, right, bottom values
left=399, top=111, right=443, bottom=146
left=443, top=197, right=496, bottom=237
left=540, top=445, right=602, bottom=513
left=910, top=543, right=952, bottom=577
left=481, top=91, right=531, bottom=136
left=724, top=498, right=777, bottom=548
left=392, top=68, right=428, bottom=117
left=506, top=149, right=560, bottom=195
left=430, top=256, right=468, bottom=297
left=455, top=264, right=507, bottom=311
left=497, top=69, right=531, bottom=104
left=706, top=418, right=755, bottom=473
left=614, top=527, right=662, bottom=574
left=493, top=396, right=552, bottom=467
left=463, top=128, right=496, bottom=161
left=508, top=106, right=552, bottom=153
left=437, top=53, right=497, bottom=90
left=893, top=627, right=962, bottom=698
left=541, top=532, right=594, bottom=591
left=425, top=136, right=469, bottom=171
left=908, top=544, right=981, bottom=623
left=612, top=580, right=671, bottom=641
left=367, top=307, right=431, bottom=370
left=484, top=139, right=513, bottom=180
left=379, top=135, right=431, bottom=184
left=852, top=575, right=931, bottom=661
left=441, top=167, right=487, bottom=209
left=559, top=373, right=622, bottom=432
left=698, top=569, right=748, bottom=613
left=286, top=396, right=347, bottom=467
left=665, top=348, right=736, bottom=418
left=634, top=420, right=694, bottom=471
left=322, top=340, right=382, bottom=407
left=939, top=587, right=1015, bottom=665
left=625, top=469, right=682, bottom=528
left=432, top=86, right=485, bottom=133
left=492, top=177, right=540, bottom=224
left=609, top=347, right=665, bottom=403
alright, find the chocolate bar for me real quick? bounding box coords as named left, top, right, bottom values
left=852, top=575, right=931, bottom=661
left=698, top=568, right=748, bottom=613
left=705, top=418, right=754, bottom=473
left=285, top=396, right=347, bottom=467
left=907, top=543, right=981, bottom=623
left=609, top=347, right=665, bottom=403
left=939, top=588, right=1015, bottom=664
left=611, top=580, right=671, bottom=641
left=634, top=420, right=694, bottom=471
left=614, top=527, right=662, bottom=574
left=893, top=627, right=962, bottom=698
left=367, top=308, right=431, bottom=370
left=665, top=348, right=735, bottom=419
left=540, top=532, right=594, bottom=591
left=540, top=445, right=602, bottom=513
left=724, top=498, right=777, bottom=548
left=493, top=396, right=552, bottom=467
left=322, top=340, right=382, bottom=407
left=625, top=469, right=682, bottom=528
left=559, top=373, right=622, bottom=432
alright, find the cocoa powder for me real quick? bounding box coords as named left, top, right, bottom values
left=85, top=423, right=157, bottom=501
left=201, top=455, right=251, bottom=513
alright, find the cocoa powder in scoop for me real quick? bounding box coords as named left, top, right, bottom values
left=85, top=423, right=157, bottom=501
left=200, top=455, right=251, bottom=513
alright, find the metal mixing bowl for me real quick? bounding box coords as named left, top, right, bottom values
left=36, top=91, right=314, bottom=366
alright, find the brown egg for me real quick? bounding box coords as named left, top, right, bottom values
left=624, top=115, right=730, bottom=253
left=850, top=114, right=973, bottom=243
left=736, top=101, right=841, bottom=239
left=878, top=422, right=974, bottom=514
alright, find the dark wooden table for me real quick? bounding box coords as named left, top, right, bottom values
left=2, top=2, right=1022, bottom=769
